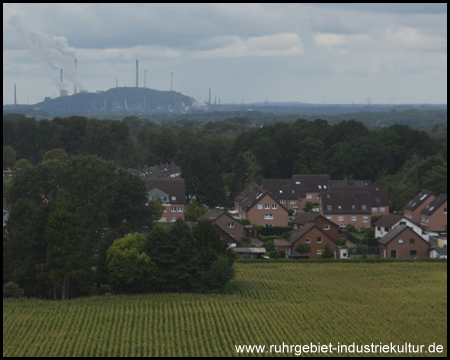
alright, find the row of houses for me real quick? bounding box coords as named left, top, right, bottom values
left=234, top=175, right=389, bottom=229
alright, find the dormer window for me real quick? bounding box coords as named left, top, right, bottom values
left=338, top=206, right=342, bottom=209
left=295, top=181, right=300, bottom=185
left=318, top=185, right=322, bottom=189
left=327, top=205, right=332, bottom=211
left=352, top=205, right=356, bottom=210
left=172, top=196, right=176, bottom=201
left=279, top=190, right=283, bottom=193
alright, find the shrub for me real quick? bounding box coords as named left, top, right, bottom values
left=241, top=218, right=251, bottom=226
left=269, top=250, right=281, bottom=259
left=278, top=250, right=286, bottom=258
left=3, top=282, right=25, bottom=298
left=322, top=244, right=334, bottom=259
left=254, top=226, right=292, bottom=236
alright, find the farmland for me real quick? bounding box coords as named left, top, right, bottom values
left=3, top=262, right=447, bottom=357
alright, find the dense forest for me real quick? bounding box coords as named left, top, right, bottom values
left=3, top=114, right=447, bottom=211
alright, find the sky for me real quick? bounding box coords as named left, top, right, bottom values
left=3, top=3, right=447, bottom=105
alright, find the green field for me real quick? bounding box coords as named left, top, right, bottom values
left=3, top=262, right=447, bottom=357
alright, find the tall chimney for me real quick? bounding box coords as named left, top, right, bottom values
left=14, top=84, right=16, bottom=105
left=136, top=59, right=139, bottom=87
left=74, top=59, right=77, bottom=94
left=60, top=68, right=63, bottom=83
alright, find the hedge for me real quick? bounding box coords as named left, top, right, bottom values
left=254, top=226, right=292, bottom=236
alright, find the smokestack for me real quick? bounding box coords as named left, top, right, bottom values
left=14, top=84, right=16, bottom=105
left=60, top=68, right=63, bottom=83
left=74, top=59, right=77, bottom=94
left=209, top=88, right=211, bottom=106
left=136, top=59, right=139, bottom=87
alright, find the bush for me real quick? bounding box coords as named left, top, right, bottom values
left=322, top=244, right=334, bottom=259
left=3, top=282, right=25, bottom=298
left=241, top=218, right=251, bottom=226
left=254, top=226, right=292, bottom=237
left=269, top=250, right=281, bottom=259
left=264, top=240, right=275, bottom=252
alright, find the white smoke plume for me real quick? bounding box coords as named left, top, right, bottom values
left=9, top=14, right=83, bottom=92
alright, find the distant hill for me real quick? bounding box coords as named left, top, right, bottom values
left=17, top=87, right=196, bottom=114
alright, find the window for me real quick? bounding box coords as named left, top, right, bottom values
left=295, top=181, right=300, bottom=185
left=317, top=249, right=324, bottom=255
left=444, top=208, right=447, bottom=214
left=410, top=250, right=417, bottom=256
left=294, top=224, right=298, bottom=229
left=306, top=194, right=313, bottom=199
left=171, top=206, right=176, bottom=212
left=171, top=217, right=177, bottom=222
left=230, top=233, right=235, bottom=238
left=264, top=224, right=273, bottom=227
left=272, top=204, right=277, bottom=209
left=265, top=204, right=270, bottom=209
left=377, top=226, right=380, bottom=231
left=265, top=214, right=274, bottom=220
left=352, top=205, right=356, bottom=210
left=323, top=185, right=327, bottom=189
left=299, top=199, right=302, bottom=203
left=289, top=200, right=296, bottom=205
left=327, top=205, right=332, bottom=211
left=338, top=216, right=344, bottom=221
left=317, top=194, right=320, bottom=199
left=372, top=207, right=378, bottom=212
left=177, top=207, right=183, bottom=212
left=398, top=239, right=403, bottom=244
left=228, top=223, right=234, bottom=228
left=286, top=248, right=291, bottom=257
left=160, top=217, right=166, bottom=222
left=279, top=190, right=283, bottom=193
left=410, top=238, right=415, bottom=245
left=163, top=197, right=167, bottom=201
left=363, top=216, right=369, bottom=223
left=171, top=196, right=176, bottom=201
left=318, top=185, right=322, bottom=189
left=163, top=207, right=167, bottom=212
left=338, top=206, right=342, bottom=209
left=351, top=216, right=357, bottom=221
left=305, top=238, right=311, bottom=243
left=258, top=204, right=263, bottom=209
left=324, top=225, right=330, bottom=230
left=327, top=216, right=332, bottom=221
left=280, top=200, right=285, bottom=204
left=380, top=207, right=385, bottom=212
left=362, top=205, right=367, bottom=210
left=317, top=237, right=322, bottom=243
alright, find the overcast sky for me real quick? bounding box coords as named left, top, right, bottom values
left=3, top=3, right=447, bottom=105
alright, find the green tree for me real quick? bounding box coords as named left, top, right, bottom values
left=106, top=233, right=158, bottom=294
left=42, top=149, right=69, bottom=164
left=12, top=158, right=32, bottom=172
left=295, top=243, right=311, bottom=255
left=185, top=197, right=204, bottom=222
left=36, top=203, right=89, bottom=300
left=303, top=201, right=314, bottom=212
left=322, top=244, right=334, bottom=259
left=3, top=146, right=16, bottom=170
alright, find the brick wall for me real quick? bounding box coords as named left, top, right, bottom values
left=246, top=194, right=288, bottom=227
left=321, top=214, right=371, bottom=230
left=291, top=227, right=336, bottom=260
left=380, top=228, right=429, bottom=259
left=215, top=214, right=245, bottom=241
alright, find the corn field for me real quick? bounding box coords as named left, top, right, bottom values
left=3, top=262, right=447, bottom=357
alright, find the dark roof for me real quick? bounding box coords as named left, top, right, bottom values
left=373, top=214, right=404, bottom=227
left=321, top=191, right=372, bottom=214
left=129, top=163, right=181, bottom=179
left=145, top=178, right=185, bottom=204
left=214, top=224, right=236, bottom=244
left=291, top=174, right=331, bottom=192
left=198, top=209, right=225, bottom=221
left=379, top=225, right=428, bottom=246
left=420, top=193, right=447, bottom=216
left=327, top=185, right=389, bottom=206
left=235, top=183, right=287, bottom=213
left=432, top=247, right=447, bottom=256
left=262, top=179, right=305, bottom=199
left=274, top=239, right=290, bottom=247
left=291, top=212, right=320, bottom=225
left=289, top=222, right=316, bottom=244
left=404, top=190, right=434, bottom=212
left=330, top=180, right=372, bottom=187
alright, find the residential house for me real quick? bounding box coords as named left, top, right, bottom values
left=261, top=179, right=305, bottom=211
left=379, top=225, right=430, bottom=259
left=319, top=191, right=372, bottom=230
left=328, top=184, right=389, bottom=215
left=373, top=214, right=424, bottom=238
left=291, top=213, right=340, bottom=240
left=420, top=193, right=447, bottom=232
left=3, top=169, right=13, bottom=184
left=234, top=183, right=288, bottom=227
left=292, top=174, right=331, bottom=207
left=429, top=235, right=447, bottom=259
left=129, top=162, right=181, bottom=179
left=145, top=178, right=185, bottom=222
left=198, top=209, right=245, bottom=241
left=214, top=224, right=237, bottom=248
left=274, top=222, right=338, bottom=259
left=403, top=190, right=435, bottom=224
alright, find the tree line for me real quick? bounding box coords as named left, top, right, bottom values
left=3, top=114, right=447, bottom=211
